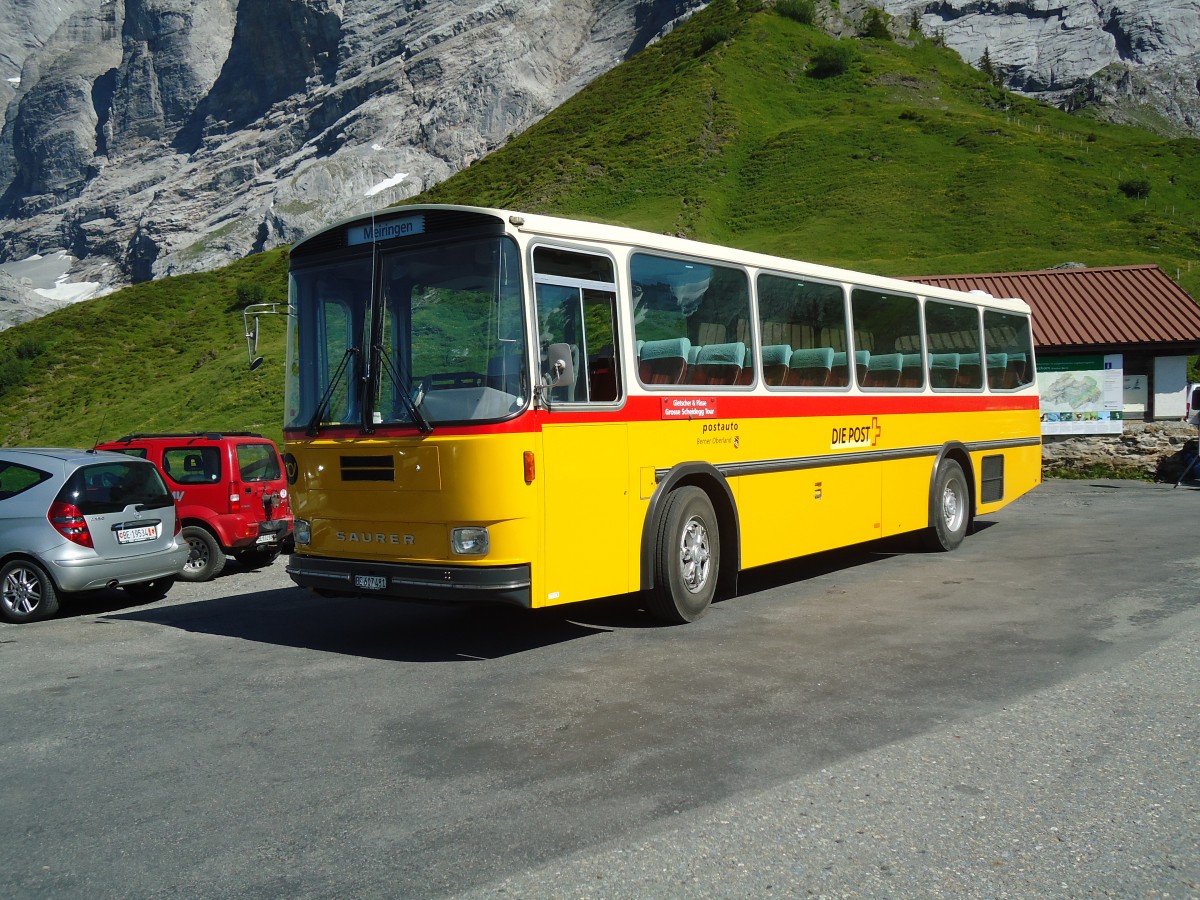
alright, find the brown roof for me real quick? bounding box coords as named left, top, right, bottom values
left=906, top=264, right=1200, bottom=353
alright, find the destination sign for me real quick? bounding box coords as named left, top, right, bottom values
left=661, top=397, right=718, bottom=420
left=347, top=213, right=425, bottom=246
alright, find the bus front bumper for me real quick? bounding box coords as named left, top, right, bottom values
left=286, top=555, right=532, bottom=608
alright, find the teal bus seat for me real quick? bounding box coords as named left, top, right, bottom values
left=689, top=342, right=747, bottom=385
left=761, top=344, right=792, bottom=386
left=638, top=338, right=691, bottom=385
left=863, top=352, right=903, bottom=388
left=929, top=352, right=961, bottom=389
left=787, top=347, right=834, bottom=387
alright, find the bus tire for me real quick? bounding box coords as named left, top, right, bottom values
left=923, top=459, right=970, bottom=552
left=650, top=486, right=719, bottom=624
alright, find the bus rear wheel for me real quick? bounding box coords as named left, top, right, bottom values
left=650, top=486, right=719, bottom=624
left=923, top=459, right=970, bottom=552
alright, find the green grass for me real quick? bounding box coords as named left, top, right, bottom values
left=1044, top=463, right=1156, bottom=481
left=0, top=249, right=290, bottom=446
left=2, top=0, right=1200, bottom=447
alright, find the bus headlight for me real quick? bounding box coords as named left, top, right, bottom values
left=451, top=527, right=489, bottom=556
left=294, top=519, right=311, bottom=545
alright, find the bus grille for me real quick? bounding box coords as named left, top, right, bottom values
left=340, top=455, right=395, bottom=482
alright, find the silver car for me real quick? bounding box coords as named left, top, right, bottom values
left=0, top=448, right=190, bottom=623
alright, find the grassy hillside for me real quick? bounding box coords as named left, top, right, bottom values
left=2, top=0, right=1199, bottom=447
left=421, top=0, right=1200, bottom=286
left=0, top=249, right=291, bottom=446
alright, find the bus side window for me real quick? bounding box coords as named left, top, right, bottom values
left=851, top=288, right=923, bottom=390
left=632, top=253, right=752, bottom=389
left=757, top=273, right=848, bottom=390
left=983, top=310, right=1035, bottom=389
left=925, top=300, right=982, bottom=391
left=533, top=246, right=621, bottom=404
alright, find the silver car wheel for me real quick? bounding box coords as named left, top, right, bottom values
left=3, top=565, right=42, bottom=616
left=0, top=560, right=59, bottom=623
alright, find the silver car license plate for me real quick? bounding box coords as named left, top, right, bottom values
left=116, top=524, right=159, bottom=544
left=354, top=575, right=387, bottom=591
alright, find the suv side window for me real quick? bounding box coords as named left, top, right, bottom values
left=236, top=444, right=282, bottom=482
left=0, top=462, right=51, bottom=502
left=163, top=447, right=222, bottom=485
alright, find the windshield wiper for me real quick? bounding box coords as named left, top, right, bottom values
left=307, top=347, right=358, bottom=436
left=379, top=346, right=433, bottom=434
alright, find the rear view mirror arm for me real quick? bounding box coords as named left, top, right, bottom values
left=242, top=303, right=292, bottom=370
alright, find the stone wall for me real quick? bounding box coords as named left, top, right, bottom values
left=1041, top=421, right=1199, bottom=475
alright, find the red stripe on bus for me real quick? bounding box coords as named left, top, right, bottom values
left=285, top=393, right=1039, bottom=439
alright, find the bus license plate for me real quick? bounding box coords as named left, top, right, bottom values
left=355, top=575, right=387, bottom=591
left=116, top=525, right=159, bottom=544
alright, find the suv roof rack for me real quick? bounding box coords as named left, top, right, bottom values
left=110, top=432, right=265, bottom=442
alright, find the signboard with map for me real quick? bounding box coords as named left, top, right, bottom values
left=1037, top=354, right=1124, bottom=435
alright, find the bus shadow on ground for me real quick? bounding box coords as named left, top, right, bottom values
left=728, top=526, right=995, bottom=598
left=107, top=587, right=627, bottom=662
left=105, top=529, right=989, bottom=660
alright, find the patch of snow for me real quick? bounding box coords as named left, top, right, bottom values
left=34, top=278, right=103, bottom=304
left=0, top=250, right=105, bottom=304
left=365, top=173, right=408, bottom=197
left=6, top=77, right=19, bottom=85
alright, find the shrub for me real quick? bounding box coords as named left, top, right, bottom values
left=14, top=338, right=45, bottom=360
left=1118, top=176, right=1151, bottom=199
left=809, top=42, right=855, bottom=78
left=860, top=7, right=891, bottom=40
left=775, top=0, right=816, bottom=25
left=698, top=25, right=733, bottom=54
left=234, top=280, right=267, bottom=309
left=0, top=357, right=31, bottom=396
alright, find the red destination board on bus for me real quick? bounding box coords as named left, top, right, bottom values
left=661, top=397, right=719, bottom=420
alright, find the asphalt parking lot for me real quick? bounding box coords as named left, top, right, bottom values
left=1, top=478, right=1197, bottom=898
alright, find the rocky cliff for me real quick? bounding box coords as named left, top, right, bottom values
left=0, top=0, right=703, bottom=323
left=870, top=0, right=1200, bottom=131
left=0, top=0, right=1198, bottom=325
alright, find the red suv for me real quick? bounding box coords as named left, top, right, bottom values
left=96, top=432, right=293, bottom=581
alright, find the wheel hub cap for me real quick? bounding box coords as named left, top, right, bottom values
left=942, top=485, right=963, bottom=530
left=679, top=516, right=711, bottom=593
left=3, top=568, right=41, bottom=615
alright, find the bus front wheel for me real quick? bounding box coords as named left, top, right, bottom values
left=650, top=486, right=719, bottom=624
left=923, top=459, right=970, bottom=552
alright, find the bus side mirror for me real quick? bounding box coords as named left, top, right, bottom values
left=246, top=315, right=263, bottom=370
left=240, top=302, right=291, bottom=370
left=544, top=343, right=574, bottom=388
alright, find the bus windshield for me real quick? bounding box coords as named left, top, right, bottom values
left=286, top=235, right=528, bottom=431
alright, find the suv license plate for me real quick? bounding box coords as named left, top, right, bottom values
left=355, top=575, right=387, bottom=591
left=116, top=525, right=159, bottom=544
left=255, top=533, right=276, bottom=544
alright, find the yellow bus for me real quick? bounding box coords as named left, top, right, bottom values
left=283, top=204, right=1040, bottom=623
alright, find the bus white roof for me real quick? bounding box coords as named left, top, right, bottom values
left=297, top=204, right=1034, bottom=316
